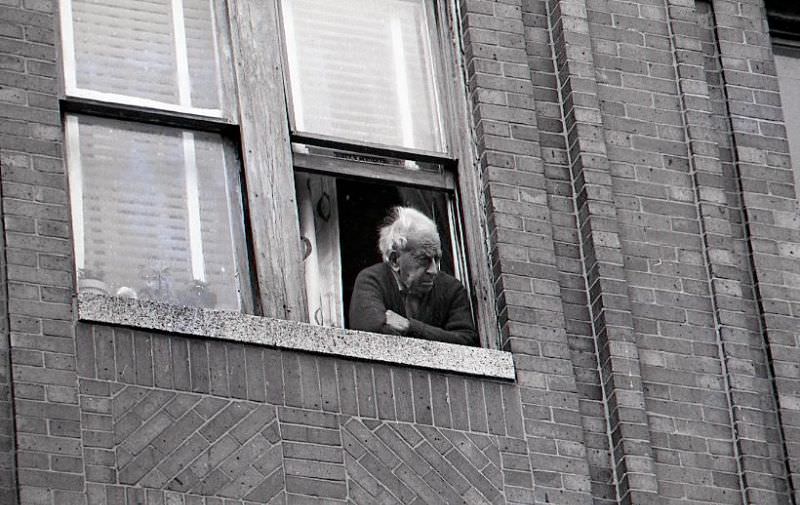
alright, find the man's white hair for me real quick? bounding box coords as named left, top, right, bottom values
left=378, top=207, right=439, bottom=261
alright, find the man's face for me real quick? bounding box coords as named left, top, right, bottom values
left=392, top=234, right=442, bottom=295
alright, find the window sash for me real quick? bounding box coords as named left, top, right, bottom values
left=59, top=0, right=236, bottom=119
left=65, top=114, right=253, bottom=312
left=279, top=0, right=448, bottom=154
left=292, top=151, right=456, bottom=191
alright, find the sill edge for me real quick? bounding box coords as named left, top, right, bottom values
left=77, top=294, right=515, bottom=380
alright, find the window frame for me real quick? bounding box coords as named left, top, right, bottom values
left=58, top=0, right=257, bottom=314
left=278, top=0, right=450, bottom=156
left=59, top=0, right=501, bottom=350
left=274, top=0, right=500, bottom=347
left=59, top=0, right=239, bottom=120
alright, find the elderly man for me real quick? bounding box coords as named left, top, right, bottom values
left=348, top=207, right=478, bottom=346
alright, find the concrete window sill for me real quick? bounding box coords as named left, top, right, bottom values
left=77, top=294, right=515, bottom=380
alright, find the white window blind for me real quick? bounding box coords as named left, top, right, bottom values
left=62, top=0, right=228, bottom=116
left=281, top=0, right=447, bottom=152
left=67, top=114, right=244, bottom=311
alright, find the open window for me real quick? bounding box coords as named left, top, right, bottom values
left=295, top=155, right=469, bottom=328
left=280, top=0, right=483, bottom=336
left=62, top=0, right=498, bottom=348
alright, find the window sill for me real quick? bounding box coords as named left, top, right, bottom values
left=77, top=294, right=515, bottom=380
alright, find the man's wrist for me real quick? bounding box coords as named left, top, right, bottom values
left=405, top=318, right=423, bottom=338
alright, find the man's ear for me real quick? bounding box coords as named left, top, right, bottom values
left=388, top=251, right=400, bottom=271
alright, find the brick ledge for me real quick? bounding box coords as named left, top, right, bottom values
left=77, top=294, right=515, bottom=380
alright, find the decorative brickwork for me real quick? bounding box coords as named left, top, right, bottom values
left=550, top=0, right=663, bottom=502
left=710, top=0, right=800, bottom=502
left=343, top=418, right=529, bottom=504
left=107, top=386, right=282, bottom=500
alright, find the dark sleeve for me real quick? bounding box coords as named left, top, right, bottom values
left=348, top=268, right=394, bottom=335
left=406, top=285, right=478, bottom=346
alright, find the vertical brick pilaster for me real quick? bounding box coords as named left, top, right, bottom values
left=549, top=0, right=661, bottom=502
left=674, top=1, right=792, bottom=503
left=0, top=1, right=86, bottom=503
left=459, top=0, right=593, bottom=502
left=711, top=0, right=800, bottom=502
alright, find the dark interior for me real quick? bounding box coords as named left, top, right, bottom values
left=337, top=178, right=457, bottom=328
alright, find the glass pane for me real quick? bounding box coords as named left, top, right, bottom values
left=67, top=114, right=245, bottom=311
left=281, top=0, right=447, bottom=152
left=65, top=0, right=228, bottom=114
left=775, top=46, right=800, bottom=198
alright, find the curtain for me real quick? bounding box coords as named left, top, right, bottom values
left=296, top=173, right=344, bottom=327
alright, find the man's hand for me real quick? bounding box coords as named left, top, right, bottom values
left=385, top=310, right=410, bottom=334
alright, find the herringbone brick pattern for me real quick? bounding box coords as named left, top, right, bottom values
left=87, top=380, right=534, bottom=504
left=111, top=385, right=283, bottom=502
left=343, top=418, right=530, bottom=505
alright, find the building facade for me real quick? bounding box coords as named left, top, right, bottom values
left=1, top=0, right=800, bottom=504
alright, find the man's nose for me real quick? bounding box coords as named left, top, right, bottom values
left=426, top=259, right=439, bottom=275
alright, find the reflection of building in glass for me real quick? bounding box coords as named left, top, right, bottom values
left=1, top=0, right=800, bottom=504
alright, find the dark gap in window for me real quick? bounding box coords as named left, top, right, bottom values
left=337, top=178, right=456, bottom=328
left=767, top=1, right=800, bottom=41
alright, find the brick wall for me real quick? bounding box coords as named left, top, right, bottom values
left=2, top=0, right=800, bottom=504
left=71, top=327, right=534, bottom=504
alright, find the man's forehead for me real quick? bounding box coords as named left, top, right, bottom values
left=405, top=232, right=441, bottom=255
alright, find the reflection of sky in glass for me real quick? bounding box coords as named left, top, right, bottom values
left=282, top=0, right=446, bottom=152
left=70, top=115, right=242, bottom=311
left=66, top=0, right=225, bottom=114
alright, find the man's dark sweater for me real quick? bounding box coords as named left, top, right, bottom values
left=348, top=262, right=478, bottom=346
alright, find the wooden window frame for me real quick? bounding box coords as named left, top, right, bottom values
left=59, top=0, right=257, bottom=313
left=270, top=0, right=499, bottom=347
left=60, top=0, right=500, bottom=349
